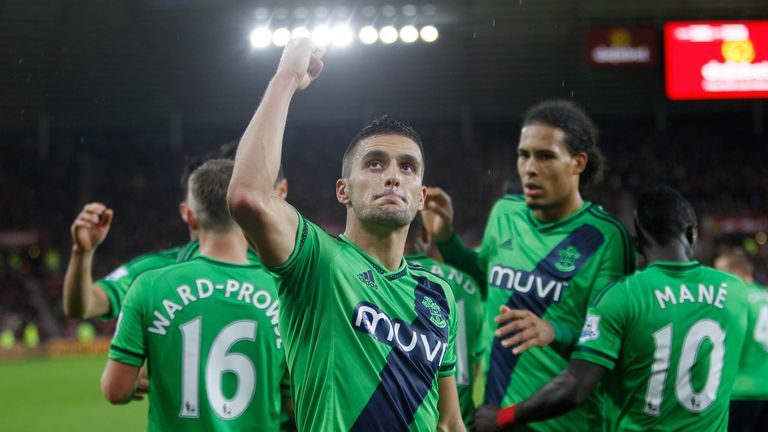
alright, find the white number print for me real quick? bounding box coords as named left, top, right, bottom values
left=455, top=300, right=469, bottom=386
left=644, top=319, right=725, bottom=416
left=754, top=305, right=768, bottom=350
left=179, top=318, right=258, bottom=420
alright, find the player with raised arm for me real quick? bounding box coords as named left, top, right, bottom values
left=422, top=100, right=634, bottom=431
left=102, top=159, right=290, bottom=431
left=227, top=39, right=465, bottom=431
left=405, top=213, right=486, bottom=425
left=470, top=185, right=749, bottom=432
left=715, top=249, right=768, bottom=432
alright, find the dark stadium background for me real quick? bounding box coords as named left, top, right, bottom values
left=1, top=0, right=767, bottom=364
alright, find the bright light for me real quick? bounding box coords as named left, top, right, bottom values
left=400, top=25, right=419, bottom=43
left=379, top=26, right=398, bottom=44
left=359, top=26, right=379, bottom=44
left=332, top=25, right=353, bottom=47
left=292, top=27, right=311, bottom=40
left=272, top=28, right=291, bottom=47
left=250, top=27, right=272, bottom=48
left=420, top=25, right=439, bottom=43
left=312, top=26, right=332, bottom=46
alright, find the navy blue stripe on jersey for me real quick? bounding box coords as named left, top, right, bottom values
left=350, top=276, right=450, bottom=431
left=587, top=208, right=634, bottom=275
left=485, top=224, right=604, bottom=405
left=111, top=344, right=145, bottom=360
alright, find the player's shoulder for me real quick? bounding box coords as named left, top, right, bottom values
left=123, top=245, right=184, bottom=271
left=583, top=203, right=632, bottom=239
left=489, top=194, right=528, bottom=215
left=590, top=274, right=633, bottom=307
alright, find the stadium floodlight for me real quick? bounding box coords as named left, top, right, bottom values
left=379, top=26, right=398, bottom=44
left=312, top=25, right=332, bottom=46
left=332, top=25, right=353, bottom=47
left=292, top=26, right=311, bottom=40
left=420, top=25, right=439, bottom=43
left=359, top=26, right=379, bottom=44
left=400, top=25, right=419, bottom=43
left=250, top=27, right=272, bottom=48
left=272, top=28, right=291, bottom=47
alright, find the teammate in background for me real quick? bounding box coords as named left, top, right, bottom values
left=62, top=152, right=287, bottom=321
left=227, top=39, right=465, bottom=431
left=471, top=185, right=749, bottom=431
left=405, top=213, right=486, bottom=425
left=715, top=249, right=768, bottom=432
left=102, top=159, right=290, bottom=430
left=422, top=100, right=635, bottom=431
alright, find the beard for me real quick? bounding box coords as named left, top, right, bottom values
left=354, top=203, right=414, bottom=228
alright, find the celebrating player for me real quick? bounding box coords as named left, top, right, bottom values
left=405, top=213, right=486, bottom=425
left=470, top=185, right=749, bottom=431
left=423, top=100, right=634, bottom=430
left=715, top=249, right=768, bottom=432
left=227, top=39, right=465, bottom=431
left=102, top=159, right=290, bottom=430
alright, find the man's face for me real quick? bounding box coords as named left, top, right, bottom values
left=517, top=124, right=584, bottom=211
left=339, top=134, right=426, bottom=229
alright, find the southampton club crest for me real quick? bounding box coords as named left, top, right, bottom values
left=555, top=245, right=581, bottom=273
left=422, top=296, right=447, bottom=328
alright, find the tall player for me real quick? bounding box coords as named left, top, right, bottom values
left=227, top=39, right=465, bottom=431
left=423, top=100, right=635, bottom=430
left=102, top=159, right=290, bottom=430
left=715, top=249, right=768, bottom=432
left=471, top=185, right=748, bottom=431
left=405, top=213, right=486, bottom=425
left=63, top=154, right=287, bottom=321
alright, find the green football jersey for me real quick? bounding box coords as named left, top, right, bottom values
left=97, top=241, right=262, bottom=320
left=405, top=254, right=485, bottom=425
left=731, top=282, right=768, bottom=400
left=109, top=255, right=287, bottom=431
left=572, top=262, right=748, bottom=431
left=439, top=196, right=635, bottom=432
left=97, top=246, right=184, bottom=320
left=270, top=212, right=458, bottom=431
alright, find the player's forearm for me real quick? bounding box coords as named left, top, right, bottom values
left=513, top=367, right=583, bottom=424
left=435, top=233, right=486, bottom=286
left=63, top=247, right=98, bottom=319
left=229, top=74, right=297, bottom=213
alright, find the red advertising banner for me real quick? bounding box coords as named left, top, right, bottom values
left=587, top=27, right=657, bottom=67
left=665, top=21, right=768, bottom=100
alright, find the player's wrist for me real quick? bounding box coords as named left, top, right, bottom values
left=497, top=405, right=517, bottom=428
left=433, top=227, right=455, bottom=243
left=71, top=244, right=95, bottom=257
left=271, top=72, right=301, bottom=92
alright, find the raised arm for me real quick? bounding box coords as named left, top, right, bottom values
left=63, top=202, right=113, bottom=319
left=227, top=39, right=324, bottom=267
left=422, top=187, right=486, bottom=286
left=470, top=360, right=606, bottom=432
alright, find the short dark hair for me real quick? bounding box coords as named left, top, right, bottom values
left=522, top=100, right=605, bottom=187
left=342, top=115, right=424, bottom=178
left=636, top=184, right=697, bottom=246
left=180, top=154, right=209, bottom=201
left=187, top=159, right=235, bottom=232
left=219, top=139, right=285, bottom=184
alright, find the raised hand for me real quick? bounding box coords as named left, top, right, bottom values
left=494, top=305, right=554, bottom=355
left=70, top=202, right=113, bottom=253
left=421, top=187, right=455, bottom=242
left=275, top=38, right=325, bottom=91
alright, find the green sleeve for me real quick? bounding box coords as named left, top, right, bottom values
left=570, top=284, right=627, bottom=370
left=551, top=229, right=634, bottom=349
left=267, top=211, right=322, bottom=305
left=436, top=233, right=485, bottom=292
left=96, top=265, right=132, bottom=321
left=108, top=280, right=148, bottom=367
left=439, top=290, right=459, bottom=377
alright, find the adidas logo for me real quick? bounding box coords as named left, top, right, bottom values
left=500, top=239, right=515, bottom=250
left=357, top=270, right=378, bottom=289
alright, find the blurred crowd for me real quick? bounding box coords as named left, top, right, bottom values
left=1, top=114, right=766, bottom=340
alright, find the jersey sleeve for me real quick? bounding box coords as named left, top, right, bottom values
left=267, top=210, right=324, bottom=305
left=439, top=286, right=459, bottom=377
left=96, top=264, right=133, bottom=321
left=570, top=282, right=628, bottom=370
left=108, top=277, right=149, bottom=367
